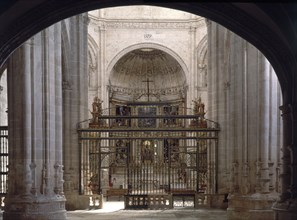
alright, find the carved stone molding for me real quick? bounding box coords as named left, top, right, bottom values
left=89, top=63, right=96, bottom=72
left=108, top=85, right=187, bottom=97
left=89, top=17, right=205, bottom=30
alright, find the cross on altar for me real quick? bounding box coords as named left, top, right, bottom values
left=142, top=78, right=153, bottom=101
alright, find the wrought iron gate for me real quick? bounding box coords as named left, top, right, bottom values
left=78, top=102, right=219, bottom=209
left=0, top=126, right=8, bottom=208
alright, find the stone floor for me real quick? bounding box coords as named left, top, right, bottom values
left=0, top=202, right=227, bottom=219
left=67, top=202, right=227, bottom=220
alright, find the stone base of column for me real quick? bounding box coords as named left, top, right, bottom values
left=64, top=193, right=89, bottom=210
left=227, top=193, right=278, bottom=220
left=273, top=198, right=297, bottom=220
left=3, top=195, right=66, bottom=220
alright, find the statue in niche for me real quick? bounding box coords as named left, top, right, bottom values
left=191, top=97, right=207, bottom=128
left=91, top=96, right=103, bottom=123
left=198, top=63, right=207, bottom=87
left=141, top=140, right=154, bottom=163
left=115, top=140, right=128, bottom=164
left=192, top=97, right=205, bottom=115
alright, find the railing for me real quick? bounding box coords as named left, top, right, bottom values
left=78, top=114, right=220, bottom=131
left=125, top=194, right=172, bottom=209
left=0, top=126, right=8, bottom=209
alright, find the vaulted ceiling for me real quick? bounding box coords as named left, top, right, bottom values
left=110, top=48, right=186, bottom=90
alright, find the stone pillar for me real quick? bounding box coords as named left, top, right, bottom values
left=258, top=54, right=270, bottom=194
left=88, top=22, right=99, bottom=114
left=207, top=20, right=232, bottom=195
left=54, top=22, right=64, bottom=197
left=241, top=40, right=250, bottom=195
left=187, top=22, right=197, bottom=110
left=273, top=103, right=297, bottom=220
left=4, top=23, right=66, bottom=220
left=62, top=13, right=89, bottom=210
left=207, top=20, right=281, bottom=219
left=99, top=20, right=108, bottom=108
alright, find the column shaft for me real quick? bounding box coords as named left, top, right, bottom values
left=4, top=24, right=66, bottom=220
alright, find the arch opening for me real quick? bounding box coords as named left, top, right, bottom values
left=0, top=3, right=291, bottom=220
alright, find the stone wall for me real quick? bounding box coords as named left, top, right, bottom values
left=87, top=6, right=208, bottom=113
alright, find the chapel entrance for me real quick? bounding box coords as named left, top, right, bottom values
left=77, top=98, right=219, bottom=209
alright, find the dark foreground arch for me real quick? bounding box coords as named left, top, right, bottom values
left=0, top=1, right=296, bottom=219
left=0, top=1, right=296, bottom=101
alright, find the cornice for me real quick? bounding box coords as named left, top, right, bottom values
left=88, top=16, right=206, bottom=30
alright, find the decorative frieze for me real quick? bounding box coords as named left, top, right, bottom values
left=108, top=84, right=187, bottom=99
left=89, top=16, right=205, bottom=30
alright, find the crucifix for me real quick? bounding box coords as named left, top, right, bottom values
left=142, top=78, right=153, bottom=101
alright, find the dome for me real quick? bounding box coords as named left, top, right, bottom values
left=109, top=48, right=186, bottom=93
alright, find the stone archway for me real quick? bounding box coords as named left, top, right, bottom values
left=0, top=2, right=296, bottom=220
left=0, top=2, right=295, bottom=93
